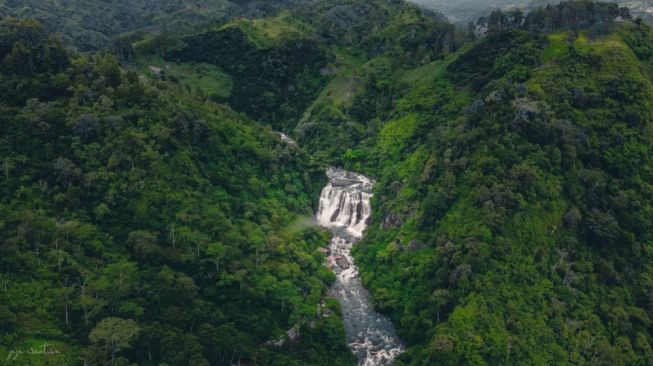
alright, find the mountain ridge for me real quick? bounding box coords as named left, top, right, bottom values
left=0, top=0, right=320, bottom=51
left=3, top=0, right=653, bottom=365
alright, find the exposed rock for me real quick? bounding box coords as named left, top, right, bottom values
left=382, top=213, right=404, bottom=230
left=265, top=338, right=285, bottom=347
left=335, top=255, right=350, bottom=269
left=287, top=325, right=300, bottom=341
left=148, top=65, right=163, bottom=76
left=332, top=178, right=361, bottom=187
left=329, top=207, right=341, bottom=222
left=275, top=132, right=296, bottom=145
left=485, top=90, right=503, bottom=103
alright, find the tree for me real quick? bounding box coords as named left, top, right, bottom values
left=74, top=114, right=102, bottom=142
left=128, top=230, right=160, bottom=261
left=1, top=41, right=33, bottom=74
left=110, top=36, right=134, bottom=61
left=89, top=317, right=140, bottom=364
left=52, top=157, right=81, bottom=187
left=0, top=17, right=44, bottom=57
left=99, top=55, right=122, bottom=87
left=585, top=209, right=621, bottom=246
left=207, top=242, right=228, bottom=274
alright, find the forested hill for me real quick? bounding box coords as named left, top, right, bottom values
left=0, top=17, right=355, bottom=365
left=346, top=2, right=653, bottom=365
left=0, top=0, right=317, bottom=51
left=159, top=0, right=653, bottom=364
left=163, top=0, right=461, bottom=159
left=4, top=0, right=653, bottom=365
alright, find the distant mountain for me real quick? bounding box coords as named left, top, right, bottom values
left=410, top=0, right=529, bottom=20
left=412, top=0, right=653, bottom=21
left=0, top=0, right=315, bottom=51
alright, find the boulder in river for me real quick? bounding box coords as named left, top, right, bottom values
left=335, top=255, right=350, bottom=269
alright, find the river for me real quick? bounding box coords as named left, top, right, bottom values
left=316, top=167, right=403, bottom=366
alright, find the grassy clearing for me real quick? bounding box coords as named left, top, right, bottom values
left=544, top=32, right=568, bottom=61
left=402, top=59, right=448, bottom=85
left=300, top=45, right=368, bottom=118
left=321, top=76, right=364, bottom=105
left=332, top=46, right=367, bottom=70
left=378, top=114, right=419, bottom=158
left=545, top=31, right=631, bottom=63
left=133, top=56, right=233, bottom=98
left=223, top=11, right=309, bottom=48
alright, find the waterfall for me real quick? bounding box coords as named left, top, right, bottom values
left=317, top=168, right=373, bottom=238
left=317, top=167, right=403, bottom=366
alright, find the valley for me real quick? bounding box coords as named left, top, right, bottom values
left=317, top=168, right=403, bottom=365
left=2, top=0, right=653, bottom=365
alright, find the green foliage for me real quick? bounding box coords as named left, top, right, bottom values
left=133, top=56, right=233, bottom=99
left=447, top=30, right=545, bottom=90
left=168, top=26, right=331, bottom=131
left=0, top=0, right=319, bottom=51
left=88, top=317, right=141, bottom=363
left=0, top=22, right=350, bottom=365
left=6, top=1, right=653, bottom=365
left=342, top=5, right=653, bottom=365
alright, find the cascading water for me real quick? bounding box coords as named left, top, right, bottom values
left=317, top=167, right=403, bottom=366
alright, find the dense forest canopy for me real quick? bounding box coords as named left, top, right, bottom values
left=2, top=0, right=653, bottom=365
left=344, top=1, right=653, bottom=364
left=0, top=14, right=355, bottom=366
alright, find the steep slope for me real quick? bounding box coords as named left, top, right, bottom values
left=166, top=15, right=332, bottom=132
left=5, top=1, right=653, bottom=365
left=342, top=2, right=653, bottom=365
left=158, top=2, right=653, bottom=364
left=163, top=0, right=463, bottom=161
left=0, top=17, right=355, bottom=365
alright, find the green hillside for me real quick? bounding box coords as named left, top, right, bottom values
left=0, top=0, right=317, bottom=51
left=3, top=0, right=653, bottom=365
left=0, top=16, right=354, bottom=366
left=346, top=2, right=653, bottom=365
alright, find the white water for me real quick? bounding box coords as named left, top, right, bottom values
left=317, top=167, right=403, bottom=366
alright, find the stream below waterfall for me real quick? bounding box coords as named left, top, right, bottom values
left=316, top=167, right=403, bottom=366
